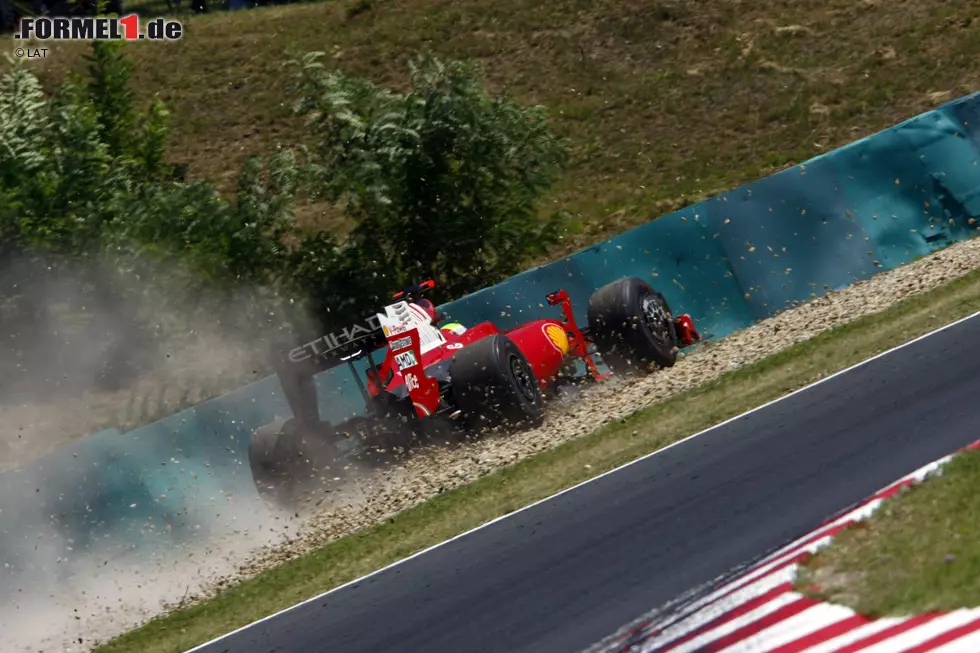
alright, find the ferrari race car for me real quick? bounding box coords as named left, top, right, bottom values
left=250, top=276, right=701, bottom=503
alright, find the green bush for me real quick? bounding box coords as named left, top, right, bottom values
left=0, top=46, right=301, bottom=396
left=0, top=43, right=567, bottom=413
left=289, top=51, right=569, bottom=327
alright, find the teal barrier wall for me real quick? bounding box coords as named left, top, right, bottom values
left=3, top=93, right=980, bottom=591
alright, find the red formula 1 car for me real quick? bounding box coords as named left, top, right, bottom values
left=250, top=276, right=701, bottom=503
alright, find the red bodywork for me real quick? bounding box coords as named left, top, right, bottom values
left=367, top=284, right=701, bottom=419
left=674, top=314, right=700, bottom=347
left=367, top=289, right=609, bottom=419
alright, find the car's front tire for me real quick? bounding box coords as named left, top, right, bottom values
left=587, top=276, right=678, bottom=375
left=450, top=334, right=544, bottom=433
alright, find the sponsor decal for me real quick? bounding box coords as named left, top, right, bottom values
left=389, top=336, right=413, bottom=351
left=388, top=324, right=409, bottom=336
left=543, top=323, right=570, bottom=355
left=394, top=350, right=418, bottom=370
left=405, top=373, right=420, bottom=392
left=288, top=315, right=383, bottom=363
left=445, top=342, right=464, bottom=350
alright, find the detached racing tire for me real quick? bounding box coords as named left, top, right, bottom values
left=587, top=277, right=678, bottom=374
left=450, top=334, right=544, bottom=433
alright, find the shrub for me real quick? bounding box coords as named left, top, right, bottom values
left=0, top=42, right=568, bottom=418
left=289, top=51, right=568, bottom=327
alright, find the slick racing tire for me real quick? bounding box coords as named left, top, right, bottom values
left=450, top=334, right=544, bottom=433
left=587, top=276, right=678, bottom=374
left=249, top=417, right=303, bottom=506
left=248, top=417, right=344, bottom=507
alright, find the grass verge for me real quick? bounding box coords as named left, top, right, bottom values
left=797, top=446, right=980, bottom=617
left=94, top=264, right=980, bottom=653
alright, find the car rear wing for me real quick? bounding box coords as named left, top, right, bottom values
left=269, top=279, right=443, bottom=430
left=281, top=315, right=389, bottom=367
left=270, top=315, right=390, bottom=429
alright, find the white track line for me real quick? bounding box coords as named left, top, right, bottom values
left=652, top=565, right=799, bottom=636
left=183, top=309, right=980, bottom=653
left=931, top=628, right=980, bottom=653
left=716, top=602, right=855, bottom=653
left=805, top=618, right=906, bottom=653
left=861, top=610, right=980, bottom=653
left=639, top=567, right=797, bottom=647
left=604, top=442, right=980, bottom=652
left=657, top=593, right=801, bottom=653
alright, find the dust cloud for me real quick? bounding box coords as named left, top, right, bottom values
left=0, top=496, right=304, bottom=652
left=0, top=252, right=314, bottom=651
left=0, top=252, right=303, bottom=469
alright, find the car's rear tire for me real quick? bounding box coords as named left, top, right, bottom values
left=248, top=417, right=345, bottom=507
left=587, top=277, right=678, bottom=374
left=450, top=334, right=544, bottom=433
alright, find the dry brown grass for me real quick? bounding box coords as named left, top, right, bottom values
left=17, top=0, right=980, bottom=258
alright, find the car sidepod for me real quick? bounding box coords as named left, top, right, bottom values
left=502, top=319, right=570, bottom=391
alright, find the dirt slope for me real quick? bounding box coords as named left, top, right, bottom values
left=23, top=0, right=980, bottom=254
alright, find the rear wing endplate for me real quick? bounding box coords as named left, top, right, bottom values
left=270, top=315, right=389, bottom=430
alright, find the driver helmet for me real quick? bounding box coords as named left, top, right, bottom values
left=414, top=298, right=438, bottom=320
left=440, top=322, right=467, bottom=336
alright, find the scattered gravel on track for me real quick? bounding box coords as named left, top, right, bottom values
left=226, top=235, right=980, bottom=581
left=49, top=236, right=980, bottom=652
left=38, top=238, right=980, bottom=653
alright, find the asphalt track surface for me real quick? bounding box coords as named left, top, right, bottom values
left=192, top=312, right=980, bottom=653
